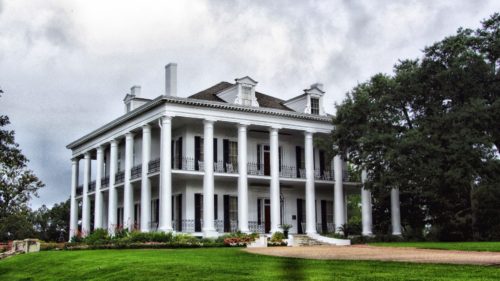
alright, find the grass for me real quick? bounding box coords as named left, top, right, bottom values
left=0, top=248, right=499, bottom=281
left=368, top=241, right=500, bottom=252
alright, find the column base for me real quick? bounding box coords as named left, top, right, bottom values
left=239, top=228, right=250, bottom=234
left=392, top=231, right=402, bottom=236
left=362, top=231, right=374, bottom=237
left=158, top=226, right=173, bottom=233
left=203, top=229, right=219, bottom=238
left=306, top=230, right=317, bottom=235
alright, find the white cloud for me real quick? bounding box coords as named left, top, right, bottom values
left=0, top=0, right=498, bottom=208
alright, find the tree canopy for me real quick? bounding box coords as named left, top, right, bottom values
left=332, top=14, right=500, bottom=241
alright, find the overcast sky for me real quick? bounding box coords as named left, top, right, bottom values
left=1, top=0, right=499, bottom=209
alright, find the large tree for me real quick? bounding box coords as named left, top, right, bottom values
left=332, top=14, right=500, bottom=241
left=0, top=89, right=44, bottom=241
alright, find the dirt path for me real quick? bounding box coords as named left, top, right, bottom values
left=244, top=245, right=500, bottom=265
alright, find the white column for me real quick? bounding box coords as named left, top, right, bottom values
left=203, top=119, right=217, bottom=237
left=158, top=116, right=173, bottom=232
left=391, top=188, right=402, bottom=235
left=108, top=140, right=118, bottom=234
left=361, top=169, right=373, bottom=236
left=304, top=131, right=317, bottom=234
left=333, top=155, right=345, bottom=232
left=81, top=152, right=91, bottom=235
left=269, top=127, right=281, bottom=233
left=123, top=132, right=134, bottom=231
left=237, top=123, right=249, bottom=233
left=69, top=158, right=79, bottom=240
left=140, top=125, right=152, bottom=232
left=94, top=146, right=104, bottom=229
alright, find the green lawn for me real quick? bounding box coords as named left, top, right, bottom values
left=369, top=241, right=500, bottom=252
left=0, top=248, right=499, bottom=281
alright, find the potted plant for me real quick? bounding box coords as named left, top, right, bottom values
left=279, top=224, right=292, bottom=238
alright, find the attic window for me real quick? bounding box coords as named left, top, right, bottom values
left=241, top=86, right=252, bottom=106
left=311, top=97, right=319, bottom=115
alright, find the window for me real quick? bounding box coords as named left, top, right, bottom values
left=229, top=196, right=238, bottom=221
left=311, top=97, right=320, bottom=115
left=241, top=86, right=252, bottom=106
left=117, top=149, right=121, bottom=172
left=229, top=141, right=238, bottom=165
left=325, top=201, right=333, bottom=223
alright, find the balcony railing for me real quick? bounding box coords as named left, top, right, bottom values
left=115, top=171, right=125, bottom=184
left=101, top=176, right=109, bottom=188
left=148, top=158, right=160, bottom=174
left=89, top=180, right=96, bottom=192
left=76, top=186, right=83, bottom=196
left=248, top=221, right=265, bottom=233
left=131, top=165, right=142, bottom=180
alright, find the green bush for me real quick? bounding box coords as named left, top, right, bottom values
left=128, top=231, right=174, bottom=243
left=83, top=228, right=111, bottom=245
left=270, top=231, right=285, bottom=242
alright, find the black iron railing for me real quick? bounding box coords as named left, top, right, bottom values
left=76, top=186, right=83, bottom=196
left=89, top=180, right=96, bottom=192
left=148, top=158, right=160, bottom=174
left=115, top=171, right=125, bottom=184
left=101, top=176, right=109, bottom=188
left=247, top=162, right=265, bottom=176
left=248, top=221, right=265, bottom=233
left=131, top=165, right=142, bottom=179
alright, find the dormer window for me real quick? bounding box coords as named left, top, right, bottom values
left=311, top=97, right=320, bottom=115
left=241, top=86, right=252, bottom=106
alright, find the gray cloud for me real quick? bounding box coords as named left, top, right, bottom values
left=1, top=0, right=499, bottom=209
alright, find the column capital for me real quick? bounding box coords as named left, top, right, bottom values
left=269, top=126, right=280, bottom=133
left=142, top=124, right=151, bottom=131
left=125, top=132, right=135, bottom=139
left=161, top=115, right=172, bottom=123
left=83, top=152, right=91, bottom=159
left=304, top=129, right=315, bottom=135
left=203, top=119, right=216, bottom=125
left=96, top=145, right=104, bottom=153
left=237, top=122, right=250, bottom=129
left=110, top=139, right=118, bottom=146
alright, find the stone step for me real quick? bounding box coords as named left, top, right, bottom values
left=291, top=235, right=329, bottom=246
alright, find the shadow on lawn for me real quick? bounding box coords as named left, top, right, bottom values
left=280, top=256, right=304, bottom=280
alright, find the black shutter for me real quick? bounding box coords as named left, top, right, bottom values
left=297, top=199, right=303, bottom=234
left=171, top=140, right=174, bottom=169
left=295, top=146, right=302, bottom=178
left=177, top=137, right=183, bottom=169
left=257, top=144, right=261, bottom=171
left=195, top=194, right=202, bottom=232
left=223, top=139, right=229, bottom=172
left=319, top=150, right=325, bottom=177
left=171, top=195, right=174, bottom=228
left=155, top=199, right=159, bottom=224
left=223, top=195, right=230, bottom=232
left=194, top=136, right=201, bottom=170
left=257, top=199, right=262, bottom=225
left=214, top=194, right=218, bottom=220
left=279, top=147, right=282, bottom=172
left=321, top=200, right=327, bottom=233
left=213, top=138, right=218, bottom=162
left=177, top=194, right=182, bottom=232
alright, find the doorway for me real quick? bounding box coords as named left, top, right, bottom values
left=264, top=199, right=271, bottom=233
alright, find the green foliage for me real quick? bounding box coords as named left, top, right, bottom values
left=270, top=231, right=285, bottom=242
left=83, top=228, right=110, bottom=245
left=127, top=231, right=173, bottom=243
left=32, top=199, right=70, bottom=242
left=331, top=13, right=500, bottom=241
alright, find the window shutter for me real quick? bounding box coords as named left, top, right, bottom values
left=257, top=144, right=261, bottom=171
left=194, top=136, right=201, bottom=170
left=213, top=138, right=218, bottom=162
left=279, top=147, right=282, bottom=172
left=223, top=139, right=229, bottom=172
left=321, top=200, right=327, bottom=233
left=177, top=137, right=183, bottom=169
left=257, top=199, right=262, bottom=225
left=295, top=146, right=301, bottom=178
left=214, top=194, right=218, bottom=220
left=171, top=140, right=175, bottom=169
left=223, top=195, right=230, bottom=232
left=194, top=194, right=202, bottom=232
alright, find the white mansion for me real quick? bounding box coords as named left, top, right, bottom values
left=67, top=63, right=402, bottom=241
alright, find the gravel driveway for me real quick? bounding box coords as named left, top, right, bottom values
left=244, top=245, right=500, bottom=265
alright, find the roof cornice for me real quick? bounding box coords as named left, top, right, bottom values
left=66, top=95, right=333, bottom=150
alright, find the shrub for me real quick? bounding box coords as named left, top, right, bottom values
left=172, top=233, right=198, bottom=244
left=40, top=242, right=65, bottom=251
left=84, top=228, right=111, bottom=245
left=270, top=231, right=285, bottom=243
left=128, top=231, right=174, bottom=243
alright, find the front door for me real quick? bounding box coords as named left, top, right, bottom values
left=264, top=145, right=270, bottom=176
left=264, top=199, right=271, bottom=233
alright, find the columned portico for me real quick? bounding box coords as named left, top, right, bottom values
left=269, top=127, right=280, bottom=233
left=158, top=116, right=173, bottom=232
left=69, top=158, right=79, bottom=239
left=140, top=125, right=152, bottom=232
left=304, top=131, right=316, bottom=234
left=334, top=155, right=345, bottom=232
left=123, top=132, right=135, bottom=230
left=391, top=188, right=402, bottom=235
left=81, top=152, right=91, bottom=235
left=237, top=123, right=249, bottom=233
left=361, top=169, right=373, bottom=236
left=108, top=140, right=118, bottom=234
left=202, top=119, right=217, bottom=237
left=94, top=146, right=104, bottom=229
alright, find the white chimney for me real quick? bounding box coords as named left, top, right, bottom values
left=130, top=85, right=141, bottom=96
left=311, top=83, right=324, bottom=92
left=165, top=63, right=177, bottom=96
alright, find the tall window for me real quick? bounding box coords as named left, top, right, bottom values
left=229, top=196, right=238, bottom=221
left=241, top=86, right=252, bottom=106
left=117, top=149, right=121, bottom=172
left=229, top=141, right=238, bottom=165
left=311, top=97, right=320, bottom=115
